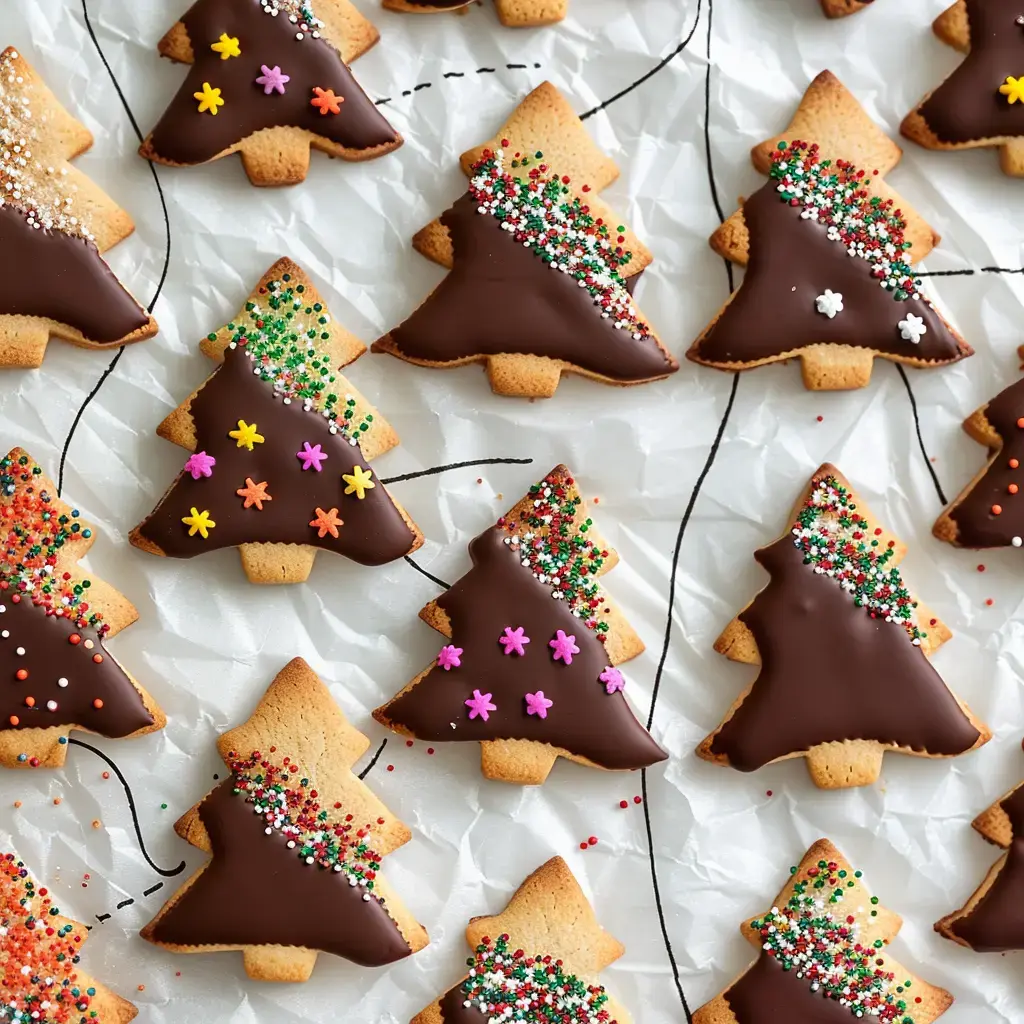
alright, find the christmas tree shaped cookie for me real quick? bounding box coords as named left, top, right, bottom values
left=382, top=0, right=567, bottom=27
left=936, top=750, right=1024, bottom=952
left=130, top=258, right=422, bottom=584
left=1, top=851, right=138, bottom=1022
left=412, top=856, right=631, bottom=1024
left=374, top=465, right=666, bottom=784
left=140, top=0, right=401, bottom=186
left=934, top=356, right=1024, bottom=550
left=697, top=464, right=989, bottom=789
left=142, top=657, right=429, bottom=980
left=373, top=82, right=678, bottom=398
left=687, top=71, right=970, bottom=391
left=820, top=0, right=875, bottom=16
left=0, top=47, right=156, bottom=367
left=693, top=839, right=954, bottom=1024
left=903, top=1, right=1024, bottom=177
left=0, top=448, right=164, bottom=769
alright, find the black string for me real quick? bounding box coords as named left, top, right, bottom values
left=375, top=62, right=542, bottom=106
left=381, top=457, right=533, bottom=485
left=579, top=0, right=703, bottom=120
left=358, top=738, right=388, bottom=780
left=405, top=555, right=452, bottom=590
left=916, top=269, right=975, bottom=278
left=58, top=1, right=173, bottom=497
left=67, top=739, right=187, bottom=878
left=895, top=364, right=948, bottom=506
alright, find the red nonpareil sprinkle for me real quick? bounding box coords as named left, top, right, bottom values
left=588, top=836, right=598, bottom=846
left=386, top=765, right=394, bottom=772
left=978, top=564, right=986, bottom=572
left=816, top=415, right=823, bottom=422
left=619, top=800, right=628, bottom=809
left=986, top=598, right=994, bottom=606
left=633, top=795, right=642, bottom=805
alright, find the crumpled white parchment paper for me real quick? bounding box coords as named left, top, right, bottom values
left=1, top=0, right=1022, bottom=1020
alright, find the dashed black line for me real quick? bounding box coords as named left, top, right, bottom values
left=376, top=62, right=542, bottom=106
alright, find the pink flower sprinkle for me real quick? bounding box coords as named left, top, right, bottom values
left=498, top=625, right=530, bottom=656
left=183, top=451, right=216, bottom=480
left=549, top=629, right=580, bottom=665
left=524, top=690, right=553, bottom=719
left=465, top=689, right=496, bottom=722
left=599, top=666, right=625, bottom=694
left=437, top=645, right=463, bottom=671
left=256, top=64, right=290, bottom=95
left=296, top=442, right=328, bottom=472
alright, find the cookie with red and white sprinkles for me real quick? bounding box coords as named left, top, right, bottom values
left=373, top=82, right=677, bottom=398
left=410, top=856, right=632, bottom=1024
left=0, top=447, right=164, bottom=769
left=693, top=838, right=954, bottom=1024
left=0, top=851, right=139, bottom=1023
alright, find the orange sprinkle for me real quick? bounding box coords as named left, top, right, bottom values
left=23, top=696, right=34, bottom=708
left=52, top=797, right=61, bottom=806
left=1011, top=458, right=1020, bottom=469
left=993, top=505, right=1003, bottom=515
left=1017, top=418, right=1024, bottom=429
left=137, top=985, right=145, bottom=992
left=102, top=771, right=110, bottom=780
left=8, top=716, right=18, bottom=726
left=91, top=819, right=102, bottom=829
left=1011, top=484, right=1019, bottom=495
left=68, top=633, right=81, bottom=645
left=92, top=654, right=103, bottom=664
left=13, top=800, right=21, bottom=808
left=92, top=699, right=104, bottom=709
left=15, top=669, right=27, bottom=681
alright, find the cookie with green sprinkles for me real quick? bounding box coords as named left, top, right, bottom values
left=373, top=82, right=678, bottom=398
left=130, top=257, right=422, bottom=584
left=693, top=838, right=954, bottom=1024
left=410, top=855, right=632, bottom=1024
left=687, top=71, right=970, bottom=391
left=141, top=657, right=429, bottom=980
left=0, top=447, right=165, bottom=769
left=697, top=462, right=989, bottom=789
left=1, top=850, right=139, bottom=1023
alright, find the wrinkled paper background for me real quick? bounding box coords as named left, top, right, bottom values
left=0, top=0, right=1022, bottom=1020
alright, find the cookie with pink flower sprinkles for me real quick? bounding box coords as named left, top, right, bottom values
left=0, top=447, right=165, bottom=769
left=410, top=855, right=633, bottom=1024
left=0, top=851, right=139, bottom=1023
left=373, top=464, right=666, bottom=785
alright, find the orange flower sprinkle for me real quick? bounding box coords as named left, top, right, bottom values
left=310, top=86, right=343, bottom=115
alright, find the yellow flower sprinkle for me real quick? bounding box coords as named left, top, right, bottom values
left=229, top=420, right=265, bottom=450
left=342, top=465, right=375, bottom=500
left=1000, top=76, right=1024, bottom=105
left=194, top=82, right=224, bottom=115
left=210, top=33, right=241, bottom=60
left=182, top=508, right=216, bottom=539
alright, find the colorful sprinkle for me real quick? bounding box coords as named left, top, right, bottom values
left=310, top=86, right=344, bottom=115
left=181, top=507, right=216, bottom=539
left=309, top=507, right=343, bottom=539
left=898, top=314, right=927, bottom=345
left=793, top=474, right=923, bottom=644
left=457, top=935, right=613, bottom=1024
left=1000, top=76, right=1024, bottom=105
left=296, top=441, right=328, bottom=472
left=256, top=64, right=290, bottom=95
left=599, top=666, right=624, bottom=694
left=229, top=420, right=265, bottom=450
left=468, top=145, right=648, bottom=340
left=524, top=690, right=553, bottom=718
left=815, top=289, right=843, bottom=319
left=437, top=645, right=463, bottom=671
left=465, top=689, right=496, bottom=722
left=549, top=629, right=580, bottom=665
left=770, top=141, right=923, bottom=302
left=498, top=625, right=530, bottom=656
left=752, top=857, right=915, bottom=1022
left=342, top=465, right=375, bottom=500
left=194, top=81, right=224, bottom=115
left=236, top=478, right=272, bottom=510
left=183, top=451, right=216, bottom=480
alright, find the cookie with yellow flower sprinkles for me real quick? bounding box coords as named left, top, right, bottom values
left=141, top=657, right=428, bottom=981
left=0, top=47, right=156, bottom=367
left=903, top=1, right=1024, bottom=177
left=697, top=463, right=989, bottom=789
left=140, top=0, right=401, bottom=186
left=693, top=838, right=954, bottom=1024
left=0, top=851, right=139, bottom=1024
left=381, top=0, right=568, bottom=28
left=373, top=82, right=677, bottom=398
left=411, top=856, right=632, bottom=1024
left=0, top=448, right=164, bottom=770
left=688, top=71, right=970, bottom=390
left=374, top=464, right=665, bottom=785
left=129, top=257, right=422, bottom=585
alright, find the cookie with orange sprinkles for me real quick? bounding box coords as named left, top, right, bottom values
left=0, top=850, right=138, bottom=1023
left=0, top=448, right=164, bottom=769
